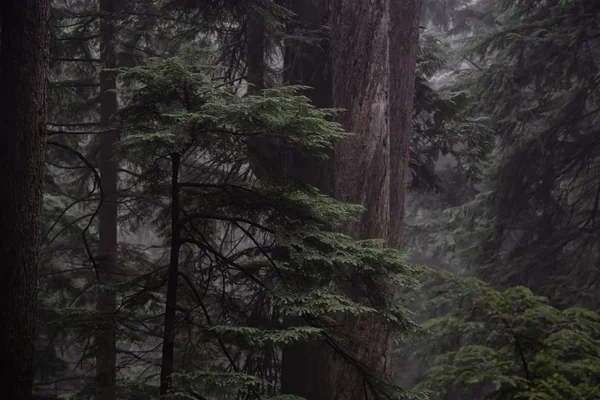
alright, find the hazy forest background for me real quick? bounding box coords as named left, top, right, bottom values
left=1, top=0, right=600, bottom=399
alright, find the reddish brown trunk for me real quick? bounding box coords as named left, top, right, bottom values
left=280, top=0, right=421, bottom=398
left=389, top=0, right=422, bottom=250
left=95, top=0, right=120, bottom=399
left=332, top=0, right=391, bottom=241
left=0, top=0, right=51, bottom=398
left=321, top=1, right=394, bottom=398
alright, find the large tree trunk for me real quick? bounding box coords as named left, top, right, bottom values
left=0, top=0, right=51, bottom=399
left=389, top=0, right=421, bottom=250
left=279, top=0, right=421, bottom=398
left=322, top=1, right=393, bottom=398
left=95, top=0, right=120, bottom=399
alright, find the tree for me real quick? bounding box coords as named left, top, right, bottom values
left=419, top=0, right=600, bottom=310
left=0, top=0, right=52, bottom=398
left=95, top=0, right=121, bottom=399
left=278, top=0, right=423, bottom=398
left=414, top=270, right=600, bottom=399
left=389, top=0, right=422, bottom=250
left=34, top=1, right=425, bottom=398
left=112, top=54, right=420, bottom=398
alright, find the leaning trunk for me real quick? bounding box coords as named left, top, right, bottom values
left=95, top=0, right=120, bottom=399
left=0, top=0, right=51, bottom=398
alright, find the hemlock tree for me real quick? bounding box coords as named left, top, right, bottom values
left=413, top=269, right=600, bottom=399
left=40, top=0, right=257, bottom=396
left=112, top=54, right=422, bottom=398
left=0, top=0, right=52, bottom=398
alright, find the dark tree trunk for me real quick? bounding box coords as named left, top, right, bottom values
left=389, top=0, right=421, bottom=250
left=95, top=0, right=120, bottom=399
left=0, top=0, right=51, bottom=399
left=246, top=10, right=265, bottom=93
left=160, top=153, right=182, bottom=396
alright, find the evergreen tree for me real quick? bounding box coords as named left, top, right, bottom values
left=0, top=0, right=52, bottom=398
left=420, top=0, right=600, bottom=310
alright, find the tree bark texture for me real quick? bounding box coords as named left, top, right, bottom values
left=279, top=0, right=421, bottom=398
left=323, top=1, right=394, bottom=398
left=95, top=0, right=120, bottom=399
left=388, top=0, right=421, bottom=250
left=0, top=0, right=51, bottom=399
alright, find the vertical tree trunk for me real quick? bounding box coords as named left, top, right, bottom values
left=279, top=0, right=421, bottom=398
left=0, top=0, right=51, bottom=399
left=95, top=0, right=120, bottom=399
left=159, top=153, right=182, bottom=396
left=323, top=1, right=393, bottom=398
left=246, top=9, right=265, bottom=94
left=389, top=0, right=421, bottom=250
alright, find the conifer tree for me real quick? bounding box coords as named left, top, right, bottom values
left=0, top=0, right=52, bottom=398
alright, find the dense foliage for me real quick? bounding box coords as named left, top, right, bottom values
left=29, top=0, right=600, bottom=399
left=416, top=270, right=600, bottom=399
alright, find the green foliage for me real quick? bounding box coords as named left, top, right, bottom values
left=410, top=33, right=493, bottom=193
left=103, top=51, right=422, bottom=398
left=415, top=269, right=600, bottom=399
left=408, top=0, right=600, bottom=311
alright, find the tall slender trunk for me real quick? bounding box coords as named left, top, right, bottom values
left=160, top=153, right=182, bottom=396
left=246, top=10, right=265, bottom=94
left=95, top=0, right=120, bottom=399
left=0, top=0, right=51, bottom=399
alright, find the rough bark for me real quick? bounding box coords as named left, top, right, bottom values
left=322, top=1, right=394, bottom=398
left=95, top=0, right=120, bottom=399
left=389, top=0, right=422, bottom=250
left=280, top=0, right=421, bottom=398
left=0, top=0, right=51, bottom=398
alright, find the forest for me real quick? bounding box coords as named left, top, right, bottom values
left=1, top=0, right=600, bottom=399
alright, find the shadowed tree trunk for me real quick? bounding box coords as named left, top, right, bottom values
left=95, top=0, right=120, bottom=399
left=159, top=153, right=182, bottom=395
left=0, top=0, right=51, bottom=398
left=389, top=0, right=422, bottom=250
